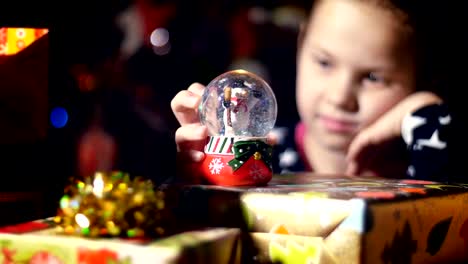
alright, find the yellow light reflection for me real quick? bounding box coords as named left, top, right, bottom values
left=93, top=172, right=105, bottom=198
left=75, top=213, right=90, bottom=228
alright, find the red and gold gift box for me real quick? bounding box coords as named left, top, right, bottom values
left=0, top=27, right=48, bottom=55
left=0, top=218, right=241, bottom=264
left=164, top=173, right=468, bottom=264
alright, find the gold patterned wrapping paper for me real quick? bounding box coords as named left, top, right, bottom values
left=164, top=173, right=468, bottom=263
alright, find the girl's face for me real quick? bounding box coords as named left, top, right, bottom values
left=296, top=0, right=416, bottom=151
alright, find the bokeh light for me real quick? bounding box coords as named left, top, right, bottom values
left=50, top=107, right=69, bottom=128
left=150, top=27, right=171, bottom=55
left=150, top=28, right=169, bottom=47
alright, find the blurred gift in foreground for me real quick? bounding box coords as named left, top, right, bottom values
left=0, top=171, right=244, bottom=264
left=162, top=173, right=468, bottom=264
left=0, top=218, right=241, bottom=264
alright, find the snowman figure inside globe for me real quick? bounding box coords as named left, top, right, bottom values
left=199, top=70, right=277, bottom=186
left=222, top=85, right=261, bottom=136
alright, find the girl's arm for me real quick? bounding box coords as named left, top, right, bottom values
left=347, top=91, right=450, bottom=180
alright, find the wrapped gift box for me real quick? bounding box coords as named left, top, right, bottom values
left=0, top=27, right=48, bottom=55
left=163, top=173, right=468, bottom=264
left=0, top=218, right=241, bottom=264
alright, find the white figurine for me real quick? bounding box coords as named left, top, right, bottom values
left=223, top=86, right=261, bottom=136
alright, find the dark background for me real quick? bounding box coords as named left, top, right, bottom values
left=0, top=0, right=303, bottom=223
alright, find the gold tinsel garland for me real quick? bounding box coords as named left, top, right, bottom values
left=54, top=171, right=170, bottom=239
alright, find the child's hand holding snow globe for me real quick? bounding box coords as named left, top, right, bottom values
left=198, top=70, right=277, bottom=186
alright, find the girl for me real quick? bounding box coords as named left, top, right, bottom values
left=171, top=0, right=451, bottom=181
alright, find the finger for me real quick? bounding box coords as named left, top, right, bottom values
left=175, top=124, right=208, bottom=151
left=177, top=149, right=206, bottom=163
left=171, top=83, right=205, bottom=125
left=171, top=90, right=200, bottom=125
left=347, top=130, right=372, bottom=165
left=347, top=111, right=400, bottom=161
left=347, top=117, right=403, bottom=176
left=347, top=152, right=378, bottom=176
left=187, top=82, right=205, bottom=96
left=346, top=161, right=358, bottom=176
left=346, top=128, right=380, bottom=175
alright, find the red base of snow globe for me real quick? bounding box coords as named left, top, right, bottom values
left=200, top=136, right=273, bottom=186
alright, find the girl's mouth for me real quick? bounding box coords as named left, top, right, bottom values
left=319, top=115, right=357, bottom=133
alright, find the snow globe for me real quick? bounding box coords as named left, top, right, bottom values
left=198, top=69, right=277, bottom=186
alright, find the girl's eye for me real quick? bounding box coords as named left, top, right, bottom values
left=365, top=72, right=383, bottom=83
left=316, top=58, right=331, bottom=69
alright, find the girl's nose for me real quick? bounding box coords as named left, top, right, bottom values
left=325, top=73, right=359, bottom=112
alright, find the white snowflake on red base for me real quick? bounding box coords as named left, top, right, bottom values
left=209, top=158, right=224, bottom=174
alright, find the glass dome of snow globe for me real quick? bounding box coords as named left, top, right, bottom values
left=199, top=69, right=277, bottom=137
